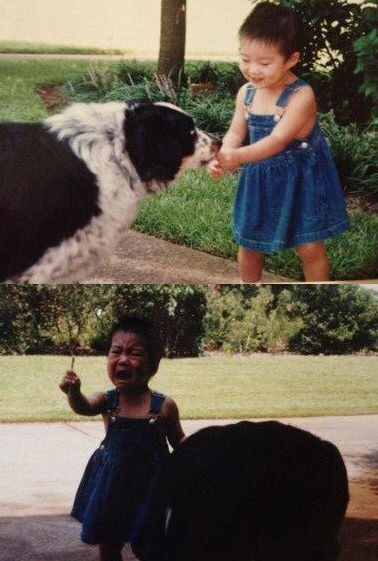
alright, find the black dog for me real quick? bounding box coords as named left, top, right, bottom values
left=163, top=421, right=349, bottom=561
left=0, top=101, right=220, bottom=283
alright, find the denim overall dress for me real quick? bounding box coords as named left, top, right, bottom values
left=233, top=78, right=349, bottom=252
left=71, top=390, right=170, bottom=545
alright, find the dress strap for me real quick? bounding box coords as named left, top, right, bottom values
left=105, top=389, right=119, bottom=420
left=244, top=83, right=255, bottom=105
left=104, top=389, right=165, bottom=420
left=276, top=78, right=308, bottom=108
left=243, top=83, right=256, bottom=118
left=105, top=389, right=119, bottom=410
left=149, top=391, right=166, bottom=415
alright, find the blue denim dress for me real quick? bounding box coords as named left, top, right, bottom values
left=233, top=78, right=349, bottom=252
left=71, top=390, right=170, bottom=545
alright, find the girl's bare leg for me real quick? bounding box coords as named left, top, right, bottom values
left=99, top=542, right=123, bottom=561
left=296, top=241, right=330, bottom=281
left=238, top=247, right=264, bottom=283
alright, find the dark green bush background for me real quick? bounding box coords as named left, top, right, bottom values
left=0, top=285, right=376, bottom=356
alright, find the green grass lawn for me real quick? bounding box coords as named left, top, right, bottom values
left=0, top=40, right=128, bottom=55
left=0, top=58, right=105, bottom=121
left=0, top=355, right=377, bottom=422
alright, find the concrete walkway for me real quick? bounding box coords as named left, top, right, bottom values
left=85, top=230, right=290, bottom=284
left=0, top=416, right=377, bottom=561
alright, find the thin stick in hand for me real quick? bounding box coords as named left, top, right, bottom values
left=70, top=356, right=75, bottom=371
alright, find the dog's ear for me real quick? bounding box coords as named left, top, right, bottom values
left=126, top=99, right=152, bottom=111
left=124, top=105, right=188, bottom=183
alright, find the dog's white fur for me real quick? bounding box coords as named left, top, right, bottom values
left=11, top=102, right=216, bottom=283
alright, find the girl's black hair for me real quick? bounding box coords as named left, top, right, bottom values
left=109, top=315, right=164, bottom=372
left=239, top=1, right=303, bottom=58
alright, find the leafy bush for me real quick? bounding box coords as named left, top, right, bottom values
left=116, top=59, right=156, bottom=83
left=353, top=28, right=378, bottom=115
left=319, top=111, right=378, bottom=194
left=276, top=0, right=377, bottom=124
left=0, top=285, right=208, bottom=357
left=0, top=286, right=54, bottom=354
left=0, top=285, right=108, bottom=354
left=288, top=285, right=378, bottom=354
left=185, top=61, right=243, bottom=95
left=205, top=286, right=302, bottom=353
left=89, top=285, right=208, bottom=358
left=1, top=285, right=377, bottom=356
left=64, top=62, right=120, bottom=102
left=186, top=94, right=235, bottom=136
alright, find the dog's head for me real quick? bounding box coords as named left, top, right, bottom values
left=124, top=101, right=221, bottom=184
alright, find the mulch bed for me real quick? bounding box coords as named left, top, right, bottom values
left=37, top=84, right=66, bottom=113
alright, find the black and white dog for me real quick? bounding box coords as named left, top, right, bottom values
left=0, top=101, right=220, bottom=283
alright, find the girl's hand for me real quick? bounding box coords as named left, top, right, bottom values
left=207, top=158, right=224, bottom=179
left=59, top=370, right=81, bottom=395
left=217, top=148, right=241, bottom=171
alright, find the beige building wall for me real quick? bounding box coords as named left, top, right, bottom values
left=0, top=0, right=252, bottom=57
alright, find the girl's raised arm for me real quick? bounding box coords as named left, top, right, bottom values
left=59, top=370, right=106, bottom=416
left=222, top=85, right=249, bottom=149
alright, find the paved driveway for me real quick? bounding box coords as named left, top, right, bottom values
left=0, top=416, right=377, bottom=561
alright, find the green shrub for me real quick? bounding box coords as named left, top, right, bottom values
left=288, top=285, right=378, bottom=354
left=185, top=61, right=243, bottom=95
left=205, top=286, right=302, bottom=353
left=353, top=28, right=378, bottom=115
left=186, top=94, right=235, bottom=136
left=116, top=59, right=156, bottom=83
left=319, top=111, right=377, bottom=194
left=64, top=62, right=120, bottom=102
left=89, top=285, right=208, bottom=358
left=277, top=0, right=377, bottom=124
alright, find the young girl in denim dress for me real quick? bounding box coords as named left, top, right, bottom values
left=59, top=316, right=185, bottom=561
left=209, top=2, right=349, bottom=282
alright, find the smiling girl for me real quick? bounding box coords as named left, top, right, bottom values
left=59, top=315, right=184, bottom=561
left=209, top=2, right=349, bottom=282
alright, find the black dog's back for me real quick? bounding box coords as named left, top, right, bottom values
left=164, top=421, right=349, bottom=561
left=0, top=122, right=100, bottom=280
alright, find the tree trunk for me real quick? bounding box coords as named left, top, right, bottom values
left=158, top=0, right=186, bottom=82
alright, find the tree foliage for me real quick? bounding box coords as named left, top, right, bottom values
left=205, top=286, right=302, bottom=353
left=353, top=28, right=378, bottom=115
left=89, top=284, right=207, bottom=357
left=0, top=285, right=376, bottom=356
left=288, top=285, right=378, bottom=354
left=0, top=285, right=207, bottom=357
